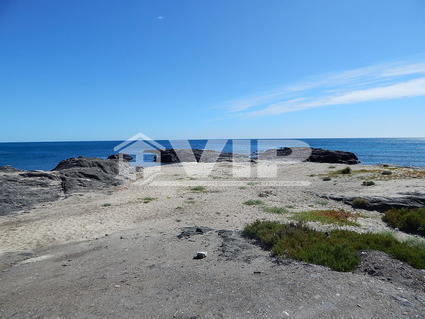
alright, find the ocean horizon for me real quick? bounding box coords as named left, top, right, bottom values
left=1, top=138, right=425, bottom=171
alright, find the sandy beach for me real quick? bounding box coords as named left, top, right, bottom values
left=1, top=161, right=425, bottom=318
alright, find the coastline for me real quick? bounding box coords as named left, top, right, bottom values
left=1, top=153, right=425, bottom=317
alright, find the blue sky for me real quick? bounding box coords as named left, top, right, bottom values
left=1, top=0, right=425, bottom=142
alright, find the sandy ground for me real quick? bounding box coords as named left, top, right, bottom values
left=1, top=162, right=425, bottom=318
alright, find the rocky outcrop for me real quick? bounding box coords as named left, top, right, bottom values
left=0, top=166, right=22, bottom=173
left=107, top=153, right=134, bottom=161
left=0, top=172, right=63, bottom=216
left=158, top=147, right=359, bottom=165
left=307, top=148, right=360, bottom=164
left=159, top=149, right=243, bottom=163
left=0, top=157, right=133, bottom=216
left=326, top=192, right=425, bottom=212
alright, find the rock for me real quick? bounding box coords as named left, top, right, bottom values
left=58, top=167, right=122, bottom=193
left=327, top=193, right=425, bottom=212
left=53, top=157, right=126, bottom=193
left=107, top=153, right=134, bottom=161
left=258, top=190, right=275, bottom=198
left=177, top=226, right=213, bottom=239
left=53, top=157, right=120, bottom=175
left=0, top=157, right=133, bottom=215
left=193, top=251, right=207, bottom=260
left=259, top=147, right=359, bottom=164
left=0, top=166, right=21, bottom=173
left=0, top=172, right=63, bottom=216
left=307, top=148, right=360, bottom=164
left=157, top=147, right=359, bottom=165
left=158, top=149, right=240, bottom=164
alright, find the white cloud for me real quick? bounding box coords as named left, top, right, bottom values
left=223, top=58, right=425, bottom=117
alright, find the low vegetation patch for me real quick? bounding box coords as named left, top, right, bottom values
left=352, top=198, right=369, bottom=208
left=262, top=206, right=288, bottom=214
left=362, top=180, right=375, bottom=186
left=101, top=203, right=112, bottom=207
left=291, top=210, right=360, bottom=226
left=322, top=177, right=332, bottom=181
left=339, top=167, right=352, bottom=175
left=243, top=221, right=425, bottom=272
left=247, top=182, right=258, bottom=186
left=383, top=208, right=425, bottom=237
left=243, top=199, right=264, bottom=206
left=189, top=186, right=207, bottom=193
left=140, top=197, right=156, bottom=203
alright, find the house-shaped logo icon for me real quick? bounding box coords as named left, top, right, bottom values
left=113, top=133, right=165, bottom=167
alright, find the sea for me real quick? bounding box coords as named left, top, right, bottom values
left=1, top=138, right=425, bottom=171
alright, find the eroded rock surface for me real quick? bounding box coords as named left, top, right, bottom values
left=0, top=157, right=133, bottom=215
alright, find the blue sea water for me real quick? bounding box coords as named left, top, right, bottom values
left=0, top=138, right=425, bottom=171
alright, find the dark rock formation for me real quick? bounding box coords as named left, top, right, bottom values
left=0, top=166, right=21, bottom=173
left=107, top=153, right=134, bottom=161
left=307, top=148, right=360, bottom=164
left=0, top=172, right=63, bottom=216
left=326, top=192, right=425, bottom=212
left=53, top=157, right=123, bottom=194
left=159, top=149, right=244, bottom=164
left=158, top=147, right=359, bottom=165
left=53, top=157, right=120, bottom=175
left=0, top=157, right=131, bottom=216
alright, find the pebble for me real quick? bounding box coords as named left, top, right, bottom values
left=193, top=251, right=207, bottom=260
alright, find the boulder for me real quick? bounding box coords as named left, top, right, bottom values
left=53, top=157, right=120, bottom=175
left=307, top=148, right=360, bottom=164
left=107, top=153, right=134, bottom=161
left=159, top=149, right=239, bottom=164
left=154, top=147, right=359, bottom=165
left=255, top=147, right=359, bottom=164
left=0, top=157, right=132, bottom=215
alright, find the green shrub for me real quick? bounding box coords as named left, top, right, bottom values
left=382, top=170, right=393, bottom=176
left=322, top=177, right=332, bottom=181
left=243, top=221, right=425, bottom=272
left=352, top=198, right=369, bottom=208
left=101, top=203, right=112, bottom=207
left=243, top=199, right=264, bottom=206
left=262, top=206, right=288, bottom=214
left=383, top=208, right=425, bottom=237
left=362, top=181, right=375, bottom=186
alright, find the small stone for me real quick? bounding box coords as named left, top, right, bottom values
left=193, top=251, right=207, bottom=260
